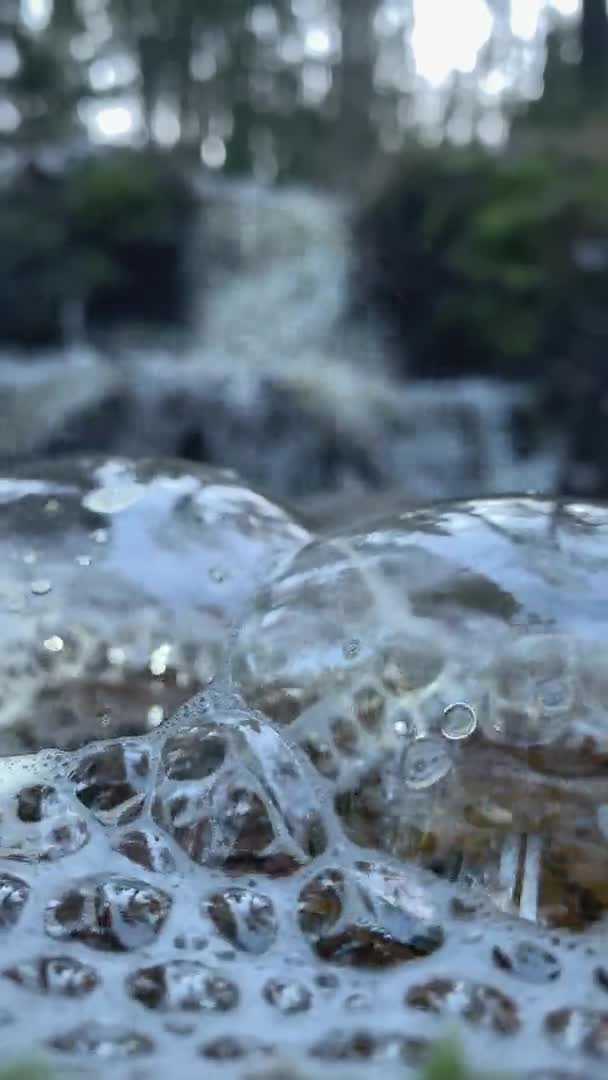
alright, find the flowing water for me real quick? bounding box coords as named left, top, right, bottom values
left=1, top=180, right=560, bottom=504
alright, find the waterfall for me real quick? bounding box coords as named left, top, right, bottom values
left=2, top=176, right=560, bottom=504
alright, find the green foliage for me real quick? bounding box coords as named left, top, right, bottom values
left=0, top=1063, right=54, bottom=1080
left=0, top=150, right=196, bottom=346
left=355, top=142, right=608, bottom=379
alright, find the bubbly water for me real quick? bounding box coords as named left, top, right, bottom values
left=0, top=458, right=607, bottom=1077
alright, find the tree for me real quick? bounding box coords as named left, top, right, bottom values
left=580, top=0, right=608, bottom=104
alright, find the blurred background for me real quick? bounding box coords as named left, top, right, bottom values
left=1, top=0, right=607, bottom=517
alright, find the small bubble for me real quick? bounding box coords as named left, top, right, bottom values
left=43, top=635, right=64, bottom=653
left=97, top=710, right=112, bottom=728
left=44, top=499, right=60, bottom=514
left=393, top=709, right=415, bottom=738
left=91, top=528, right=108, bottom=544
left=31, top=579, right=52, bottom=596
left=441, top=702, right=477, bottom=741
left=403, top=738, right=451, bottom=790
left=76, top=555, right=92, bottom=567
left=147, top=705, right=164, bottom=728
left=209, top=567, right=225, bottom=583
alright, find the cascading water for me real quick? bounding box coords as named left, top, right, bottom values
left=1, top=176, right=559, bottom=504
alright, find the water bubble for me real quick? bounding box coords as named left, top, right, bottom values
left=0, top=874, right=30, bottom=928
left=206, top=888, right=277, bottom=954
left=403, top=738, right=452, bottom=790
left=43, top=635, right=64, bottom=653
left=406, top=977, right=520, bottom=1034
left=393, top=708, right=415, bottom=738
left=45, top=877, right=171, bottom=951
left=31, top=579, right=52, bottom=596
left=3, top=955, right=99, bottom=997
left=493, top=941, right=561, bottom=984
left=83, top=482, right=144, bottom=515
left=44, top=498, right=60, bottom=514
left=147, top=705, right=165, bottom=728
left=441, top=702, right=477, bottom=741
left=263, top=977, right=312, bottom=1014
left=209, top=567, right=225, bottom=583
left=91, top=527, right=108, bottom=544
left=127, top=961, right=238, bottom=1012
left=76, top=554, right=92, bottom=566
left=49, top=1023, right=153, bottom=1059
left=545, top=1007, right=608, bottom=1058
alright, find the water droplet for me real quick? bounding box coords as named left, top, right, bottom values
left=403, top=738, right=451, bottom=790
left=441, top=702, right=477, bottom=741
left=31, top=579, right=52, bottom=596
left=43, top=635, right=64, bottom=653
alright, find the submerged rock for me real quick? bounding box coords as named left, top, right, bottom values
left=0, top=466, right=606, bottom=1078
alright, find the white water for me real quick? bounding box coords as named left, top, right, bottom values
left=1, top=179, right=560, bottom=503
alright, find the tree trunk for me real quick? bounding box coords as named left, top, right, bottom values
left=580, top=0, right=608, bottom=104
